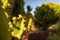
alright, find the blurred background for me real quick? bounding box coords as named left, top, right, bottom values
left=0, top=0, right=60, bottom=40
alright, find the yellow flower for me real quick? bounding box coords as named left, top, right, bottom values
left=18, top=15, right=22, bottom=18
left=2, top=0, right=8, bottom=9
left=4, top=12, right=8, bottom=18
left=7, top=3, right=11, bottom=7
left=8, top=22, right=12, bottom=25
left=9, top=24, right=13, bottom=28
left=12, top=17, right=16, bottom=20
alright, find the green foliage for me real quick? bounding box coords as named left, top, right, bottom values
left=48, top=34, right=58, bottom=40
left=0, top=0, right=2, bottom=7
left=11, top=0, right=25, bottom=17
left=55, top=21, right=60, bottom=36
left=48, top=21, right=60, bottom=40
left=34, top=2, right=59, bottom=28
left=25, top=12, right=33, bottom=28
left=42, top=3, right=60, bottom=19
left=0, top=0, right=11, bottom=40
left=5, top=0, right=25, bottom=20
left=25, top=5, right=33, bottom=28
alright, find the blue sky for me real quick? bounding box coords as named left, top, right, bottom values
left=24, top=0, right=60, bottom=15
